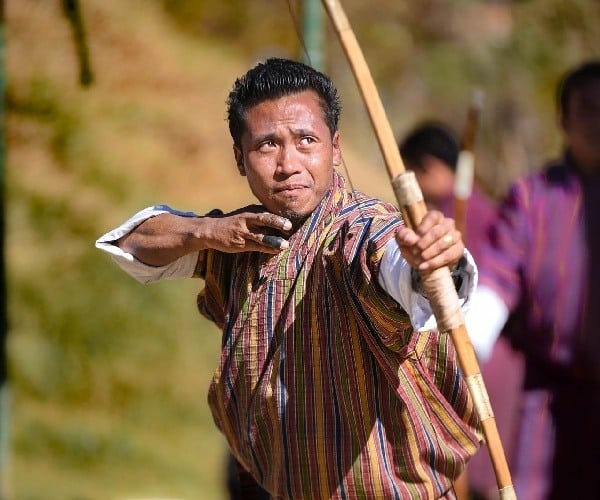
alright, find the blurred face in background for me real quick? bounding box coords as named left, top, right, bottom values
left=409, top=155, right=456, bottom=210
left=561, top=79, right=600, bottom=173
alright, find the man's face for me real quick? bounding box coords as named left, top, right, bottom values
left=234, top=90, right=341, bottom=224
left=561, top=80, right=600, bottom=172
left=410, top=155, right=456, bottom=210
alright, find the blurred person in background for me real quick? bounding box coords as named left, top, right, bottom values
left=400, top=123, right=524, bottom=499
left=399, top=122, right=496, bottom=262
left=466, top=60, right=600, bottom=499
left=96, top=57, right=483, bottom=499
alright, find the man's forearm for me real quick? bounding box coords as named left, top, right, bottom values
left=117, top=213, right=208, bottom=267
left=95, top=205, right=202, bottom=284
left=97, top=203, right=294, bottom=283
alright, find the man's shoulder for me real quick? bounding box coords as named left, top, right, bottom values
left=512, top=159, right=577, bottom=195
left=516, top=160, right=574, bottom=188
left=495, top=160, right=581, bottom=223
left=341, top=189, right=399, bottom=218
left=332, top=191, right=402, bottom=247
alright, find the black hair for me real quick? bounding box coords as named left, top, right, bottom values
left=226, top=57, right=341, bottom=147
left=557, top=60, right=600, bottom=116
left=398, top=122, right=459, bottom=172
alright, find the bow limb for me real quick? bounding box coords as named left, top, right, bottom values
left=320, top=1, right=516, bottom=498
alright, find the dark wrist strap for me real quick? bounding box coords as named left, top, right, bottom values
left=411, top=255, right=467, bottom=297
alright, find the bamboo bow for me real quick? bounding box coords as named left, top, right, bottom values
left=320, top=1, right=516, bottom=498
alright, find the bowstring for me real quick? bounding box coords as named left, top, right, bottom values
left=285, top=0, right=312, bottom=68
left=284, top=0, right=360, bottom=196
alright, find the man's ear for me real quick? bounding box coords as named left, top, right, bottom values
left=233, top=145, right=246, bottom=176
left=332, top=131, right=342, bottom=166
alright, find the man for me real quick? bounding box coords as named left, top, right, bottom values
left=467, top=60, right=600, bottom=499
left=400, top=123, right=523, bottom=499
left=97, top=58, right=480, bottom=499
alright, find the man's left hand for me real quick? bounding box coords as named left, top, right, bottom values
left=395, top=210, right=464, bottom=272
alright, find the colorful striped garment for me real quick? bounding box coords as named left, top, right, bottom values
left=478, top=156, right=600, bottom=499
left=195, top=171, right=480, bottom=499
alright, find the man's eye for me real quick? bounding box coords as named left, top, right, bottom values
left=258, top=141, right=276, bottom=151
left=300, top=137, right=316, bottom=145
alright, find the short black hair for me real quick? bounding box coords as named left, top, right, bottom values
left=557, top=60, right=600, bottom=116
left=398, top=122, right=459, bottom=172
left=226, top=57, right=341, bottom=147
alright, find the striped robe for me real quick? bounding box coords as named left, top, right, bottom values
left=196, top=171, right=480, bottom=499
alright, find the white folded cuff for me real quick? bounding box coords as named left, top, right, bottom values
left=95, top=205, right=199, bottom=284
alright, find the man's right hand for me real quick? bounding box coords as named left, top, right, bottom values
left=202, top=205, right=293, bottom=254
left=117, top=205, right=293, bottom=267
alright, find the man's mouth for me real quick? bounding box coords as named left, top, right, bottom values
left=275, top=184, right=308, bottom=194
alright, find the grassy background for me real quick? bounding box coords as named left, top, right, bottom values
left=7, top=2, right=252, bottom=498
left=5, top=0, right=599, bottom=498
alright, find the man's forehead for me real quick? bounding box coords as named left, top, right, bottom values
left=248, top=91, right=321, bottom=112
left=244, top=92, right=326, bottom=128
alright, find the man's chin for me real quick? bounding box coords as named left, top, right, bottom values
left=281, top=209, right=309, bottom=229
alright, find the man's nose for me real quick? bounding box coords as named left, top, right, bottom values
left=276, top=146, right=300, bottom=175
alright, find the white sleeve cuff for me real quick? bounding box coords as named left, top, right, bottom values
left=95, top=205, right=200, bottom=284
left=464, top=284, right=508, bottom=361
left=378, top=239, right=478, bottom=332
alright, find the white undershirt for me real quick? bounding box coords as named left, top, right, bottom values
left=464, top=285, right=508, bottom=361
left=96, top=205, right=502, bottom=359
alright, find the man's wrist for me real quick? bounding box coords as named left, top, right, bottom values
left=410, top=255, right=468, bottom=297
